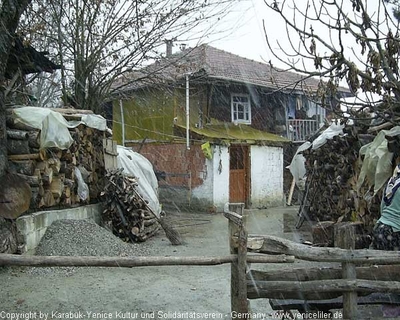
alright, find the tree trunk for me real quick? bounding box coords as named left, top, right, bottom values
left=0, top=0, right=32, bottom=177
left=0, top=92, right=6, bottom=176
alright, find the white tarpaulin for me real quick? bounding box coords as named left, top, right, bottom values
left=288, top=123, right=345, bottom=184
left=288, top=141, right=311, bottom=189
left=10, top=106, right=107, bottom=150
left=357, top=126, right=400, bottom=195
left=117, top=146, right=161, bottom=218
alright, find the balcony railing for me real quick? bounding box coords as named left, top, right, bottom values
left=286, top=119, right=319, bottom=142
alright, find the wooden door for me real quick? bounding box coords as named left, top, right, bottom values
left=229, top=145, right=249, bottom=204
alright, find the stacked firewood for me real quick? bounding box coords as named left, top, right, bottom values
left=301, top=126, right=380, bottom=228
left=5, top=109, right=106, bottom=210
left=101, top=168, right=161, bottom=242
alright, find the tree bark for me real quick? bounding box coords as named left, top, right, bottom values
left=0, top=0, right=32, bottom=177
left=0, top=254, right=294, bottom=267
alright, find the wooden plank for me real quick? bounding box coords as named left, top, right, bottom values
left=245, top=234, right=400, bottom=264
left=287, top=177, right=295, bottom=206
left=223, top=210, right=243, bottom=227
left=103, top=138, right=118, bottom=169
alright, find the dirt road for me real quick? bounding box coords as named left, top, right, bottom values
left=0, top=206, right=309, bottom=320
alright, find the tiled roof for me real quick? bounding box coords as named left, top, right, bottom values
left=115, top=44, right=350, bottom=94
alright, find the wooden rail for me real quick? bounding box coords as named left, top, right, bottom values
left=287, top=119, right=319, bottom=142
left=0, top=253, right=292, bottom=267
left=228, top=218, right=400, bottom=320
left=3, top=203, right=397, bottom=319
left=0, top=202, right=295, bottom=320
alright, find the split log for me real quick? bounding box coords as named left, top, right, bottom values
left=35, top=161, right=48, bottom=173
left=50, top=176, right=64, bottom=199
left=49, top=108, right=94, bottom=115
left=28, top=131, right=40, bottom=148
left=43, top=190, right=56, bottom=207
left=15, top=173, right=41, bottom=187
left=63, top=185, right=71, bottom=198
left=6, top=115, right=36, bottom=131
left=101, top=168, right=161, bottom=243
left=7, top=129, right=29, bottom=140
left=299, top=126, right=380, bottom=234
left=8, top=153, right=40, bottom=160
left=47, top=158, right=61, bottom=173
left=64, top=178, right=75, bottom=188
left=9, top=160, right=35, bottom=176
left=7, top=139, right=30, bottom=155
left=6, top=112, right=106, bottom=210
left=41, top=167, right=53, bottom=185
left=0, top=174, right=32, bottom=219
left=144, top=217, right=158, bottom=227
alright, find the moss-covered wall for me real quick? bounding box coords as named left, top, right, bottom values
left=208, top=83, right=276, bottom=132
left=207, top=83, right=319, bottom=134
left=113, top=85, right=204, bottom=144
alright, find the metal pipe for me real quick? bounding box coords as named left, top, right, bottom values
left=119, top=99, right=125, bottom=146
left=186, top=74, right=190, bottom=150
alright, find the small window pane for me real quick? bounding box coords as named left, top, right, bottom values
left=231, top=94, right=251, bottom=124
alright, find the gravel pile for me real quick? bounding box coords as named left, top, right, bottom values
left=27, top=219, right=155, bottom=276
left=35, top=219, right=151, bottom=257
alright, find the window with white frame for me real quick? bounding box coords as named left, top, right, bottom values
left=231, top=94, right=251, bottom=124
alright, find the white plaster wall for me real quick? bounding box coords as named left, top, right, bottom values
left=212, top=145, right=230, bottom=211
left=192, top=145, right=229, bottom=212
left=251, top=145, right=284, bottom=208
left=191, top=158, right=214, bottom=207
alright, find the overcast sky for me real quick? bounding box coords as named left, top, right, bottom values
left=167, top=1, right=278, bottom=64
left=208, top=1, right=273, bottom=63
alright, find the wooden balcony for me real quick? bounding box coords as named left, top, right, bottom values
left=286, top=119, right=319, bottom=142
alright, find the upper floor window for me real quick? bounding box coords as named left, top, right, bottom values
left=231, top=94, right=251, bottom=124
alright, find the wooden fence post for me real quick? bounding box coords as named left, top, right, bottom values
left=336, top=223, right=357, bottom=319
left=225, top=203, right=249, bottom=317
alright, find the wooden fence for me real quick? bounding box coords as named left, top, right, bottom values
left=1, top=203, right=400, bottom=319
left=224, top=203, right=400, bottom=319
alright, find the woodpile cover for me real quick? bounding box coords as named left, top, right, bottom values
left=5, top=107, right=107, bottom=212
left=296, top=120, right=398, bottom=244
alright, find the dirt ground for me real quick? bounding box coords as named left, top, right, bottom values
left=0, top=206, right=380, bottom=319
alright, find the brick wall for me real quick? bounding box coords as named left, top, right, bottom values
left=126, top=143, right=206, bottom=188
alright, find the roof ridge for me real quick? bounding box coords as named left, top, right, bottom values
left=202, top=43, right=268, bottom=66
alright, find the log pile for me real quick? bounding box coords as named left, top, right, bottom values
left=300, top=126, right=380, bottom=230
left=5, top=109, right=107, bottom=211
left=101, top=168, right=161, bottom=243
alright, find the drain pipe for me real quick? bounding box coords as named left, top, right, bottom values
left=186, top=73, right=190, bottom=150
left=119, top=99, right=125, bottom=146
